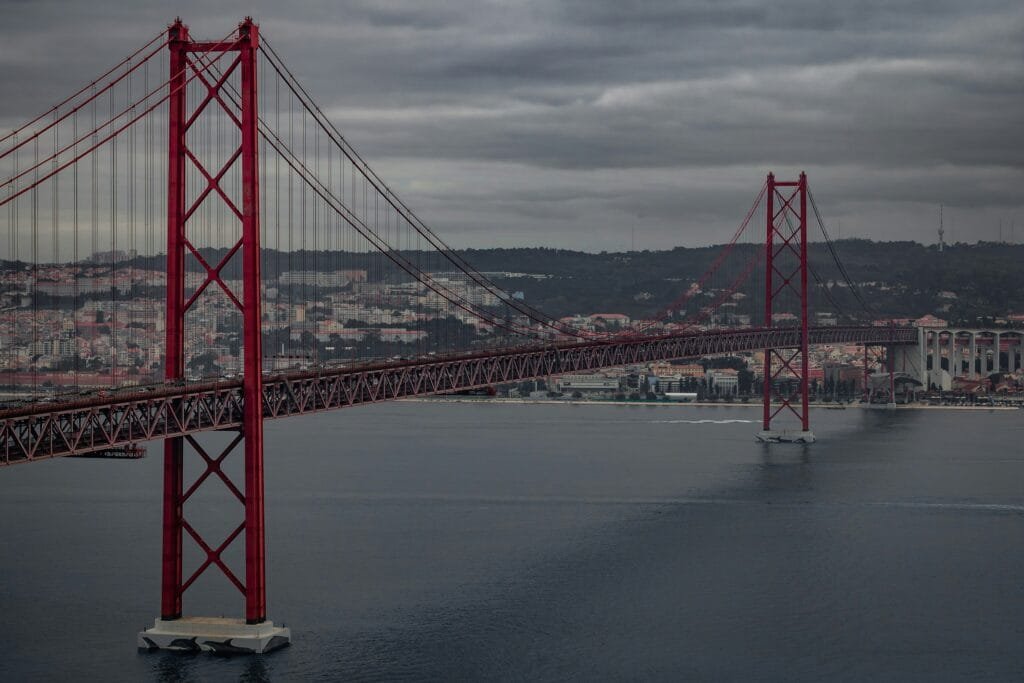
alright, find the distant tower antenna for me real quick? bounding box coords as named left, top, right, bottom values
left=938, top=205, right=944, bottom=252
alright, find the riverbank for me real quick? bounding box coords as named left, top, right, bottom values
left=404, top=397, right=1020, bottom=411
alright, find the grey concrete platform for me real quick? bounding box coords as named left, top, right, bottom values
left=138, top=616, right=290, bottom=654
left=756, top=429, right=816, bottom=443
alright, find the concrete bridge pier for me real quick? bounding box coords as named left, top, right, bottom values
left=966, top=335, right=974, bottom=378
left=922, top=327, right=1024, bottom=389
left=891, top=340, right=927, bottom=386
left=951, top=336, right=959, bottom=377
left=993, top=332, right=1001, bottom=374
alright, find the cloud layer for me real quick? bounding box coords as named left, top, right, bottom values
left=1, top=0, right=1022, bottom=249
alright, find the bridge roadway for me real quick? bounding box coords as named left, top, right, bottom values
left=0, top=325, right=915, bottom=465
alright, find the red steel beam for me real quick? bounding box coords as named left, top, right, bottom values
left=762, top=171, right=811, bottom=433
left=161, top=17, right=189, bottom=622
left=799, top=172, right=810, bottom=431
left=763, top=174, right=775, bottom=429
left=238, top=17, right=266, bottom=625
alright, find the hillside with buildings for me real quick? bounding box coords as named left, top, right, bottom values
left=460, top=240, right=1024, bottom=323
left=3, top=239, right=1024, bottom=399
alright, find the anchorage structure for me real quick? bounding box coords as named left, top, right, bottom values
left=138, top=18, right=289, bottom=654
left=758, top=172, right=814, bottom=443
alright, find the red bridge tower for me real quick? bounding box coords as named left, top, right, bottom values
left=757, top=172, right=815, bottom=443
left=137, top=18, right=290, bottom=654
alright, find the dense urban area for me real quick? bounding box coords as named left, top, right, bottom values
left=4, top=241, right=1024, bottom=406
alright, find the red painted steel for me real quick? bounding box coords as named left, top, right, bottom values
left=762, top=172, right=812, bottom=433
left=799, top=173, right=809, bottom=429
left=237, top=18, right=266, bottom=625
left=763, top=175, right=774, bottom=429
left=1, top=326, right=916, bottom=467
left=157, top=17, right=267, bottom=625
left=161, top=18, right=189, bottom=622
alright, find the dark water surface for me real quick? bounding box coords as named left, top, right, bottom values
left=3, top=403, right=1024, bottom=681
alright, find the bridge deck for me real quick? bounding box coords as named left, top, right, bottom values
left=0, top=326, right=915, bottom=465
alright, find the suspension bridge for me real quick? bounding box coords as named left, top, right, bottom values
left=0, top=18, right=916, bottom=653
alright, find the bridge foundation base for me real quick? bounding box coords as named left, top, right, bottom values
left=756, top=429, right=816, bottom=444
left=137, top=617, right=290, bottom=654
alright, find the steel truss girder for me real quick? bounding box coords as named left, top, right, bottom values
left=1, top=325, right=916, bottom=465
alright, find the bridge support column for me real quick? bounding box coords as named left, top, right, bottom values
left=139, top=18, right=289, bottom=654
left=969, top=333, right=977, bottom=379
left=887, top=343, right=896, bottom=407
left=928, top=331, right=948, bottom=390
left=918, top=326, right=928, bottom=386
left=993, top=332, right=1001, bottom=375
left=757, top=172, right=814, bottom=444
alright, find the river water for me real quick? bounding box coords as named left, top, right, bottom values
left=3, top=402, right=1024, bottom=681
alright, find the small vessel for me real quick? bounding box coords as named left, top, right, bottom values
left=756, top=429, right=816, bottom=444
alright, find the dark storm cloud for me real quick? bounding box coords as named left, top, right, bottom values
left=1, top=0, right=1022, bottom=249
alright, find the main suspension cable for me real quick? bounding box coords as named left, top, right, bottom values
left=258, top=37, right=591, bottom=340
left=808, top=186, right=875, bottom=317
left=206, top=57, right=547, bottom=341
left=0, top=29, right=166, bottom=146
left=0, top=33, right=241, bottom=208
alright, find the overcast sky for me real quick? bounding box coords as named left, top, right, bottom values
left=2, top=0, right=1022, bottom=251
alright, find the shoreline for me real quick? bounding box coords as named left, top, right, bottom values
left=403, top=397, right=1020, bottom=411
